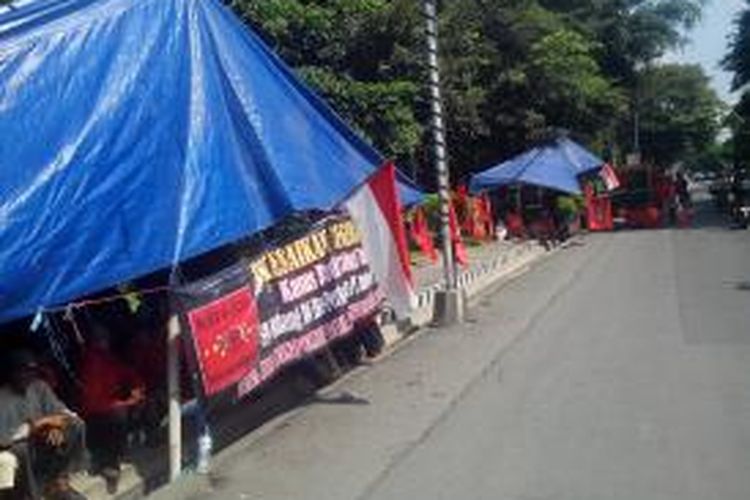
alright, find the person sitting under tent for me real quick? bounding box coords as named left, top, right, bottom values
left=331, top=316, right=385, bottom=368
left=504, top=210, right=527, bottom=239
left=0, top=450, right=18, bottom=498
left=0, top=350, right=87, bottom=500
left=675, top=171, right=691, bottom=208
left=550, top=200, right=570, bottom=244
left=528, top=213, right=556, bottom=250
left=78, top=325, right=145, bottom=493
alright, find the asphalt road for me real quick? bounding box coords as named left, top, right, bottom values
left=365, top=202, right=750, bottom=500
left=157, top=199, right=750, bottom=500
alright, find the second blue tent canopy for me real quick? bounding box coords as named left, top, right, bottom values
left=469, top=137, right=604, bottom=195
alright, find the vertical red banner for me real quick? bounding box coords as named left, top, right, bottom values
left=449, top=202, right=469, bottom=266
left=187, top=287, right=260, bottom=396
left=409, top=206, right=439, bottom=263
left=585, top=184, right=613, bottom=232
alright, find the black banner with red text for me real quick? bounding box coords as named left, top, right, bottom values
left=176, top=215, right=382, bottom=399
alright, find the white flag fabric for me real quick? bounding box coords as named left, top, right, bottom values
left=600, top=163, right=621, bottom=191
left=345, top=163, right=416, bottom=318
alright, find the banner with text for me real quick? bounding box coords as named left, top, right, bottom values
left=177, top=215, right=383, bottom=398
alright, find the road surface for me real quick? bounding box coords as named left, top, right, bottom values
left=157, top=201, right=750, bottom=500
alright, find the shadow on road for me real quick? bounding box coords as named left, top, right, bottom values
left=306, top=391, right=371, bottom=406
left=561, top=240, right=586, bottom=249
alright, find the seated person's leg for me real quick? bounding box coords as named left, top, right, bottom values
left=29, top=417, right=87, bottom=499
left=86, top=410, right=130, bottom=493
left=10, top=441, right=40, bottom=500
left=133, top=393, right=165, bottom=448
left=59, top=418, right=87, bottom=475
left=359, top=322, right=384, bottom=358
left=331, top=336, right=362, bottom=368
left=86, top=411, right=127, bottom=473
left=0, top=451, right=18, bottom=496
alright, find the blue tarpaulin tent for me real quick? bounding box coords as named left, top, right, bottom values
left=0, top=0, right=386, bottom=323
left=396, top=171, right=427, bottom=208
left=469, top=138, right=604, bottom=195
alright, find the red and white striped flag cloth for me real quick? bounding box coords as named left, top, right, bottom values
left=448, top=201, right=469, bottom=267
left=345, top=162, right=416, bottom=318
left=600, top=163, right=621, bottom=191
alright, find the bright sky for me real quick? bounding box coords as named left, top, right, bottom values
left=667, top=0, right=746, bottom=103
left=1, top=0, right=745, bottom=103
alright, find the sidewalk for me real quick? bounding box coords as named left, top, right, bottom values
left=148, top=234, right=591, bottom=500
left=75, top=238, right=552, bottom=499
left=411, top=239, right=519, bottom=289
left=401, top=239, right=545, bottom=330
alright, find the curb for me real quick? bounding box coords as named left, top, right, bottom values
left=378, top=241, right=547, bottom=346
left=109, top=240, right=555, bottom=500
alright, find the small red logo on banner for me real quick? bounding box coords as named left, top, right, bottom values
left=187, top=287, right=260, bottom=396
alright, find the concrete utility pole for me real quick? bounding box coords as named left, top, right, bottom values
left=167, top=314, right=182, bottom=481
left=423, top=0, right=463, bottom=324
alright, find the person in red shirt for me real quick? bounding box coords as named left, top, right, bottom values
left=78, top=326, right=145, bottom=492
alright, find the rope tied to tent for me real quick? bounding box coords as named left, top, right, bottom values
left=39, top=285, right=172, bottom=315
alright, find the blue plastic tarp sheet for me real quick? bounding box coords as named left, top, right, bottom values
left=0, top=0, right=384, bottom=323
left=469, top=138, right=603, bottom=195
left=557, top=138, right=606, bottom=176
left=395, top=170, right=427, bottom=208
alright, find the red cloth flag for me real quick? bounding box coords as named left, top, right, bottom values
left=449, top=202, right=469, bottom=267
left=599, top=163, right=621, bottom=191
left=345, top=162, right=415, bottom=318
left=409, top=206, right=439, bottom=263
left=455, top=185, right=473, bottom=234
left=187, top=287, right=260, bottom=396
left=462, top=197, right=484, bottom=239
left=584, top=183, right=613, bottom=231
left=505, top=212, right=526, bottom=239
left=477, top=193, right=494, bottom=239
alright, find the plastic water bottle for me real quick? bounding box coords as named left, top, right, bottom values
left=196, top=431, right=213, bottom=474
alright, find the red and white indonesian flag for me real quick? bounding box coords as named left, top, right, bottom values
left=345, top=162, right=416, bottom=318
left=600, top=163, right=621, bottom=191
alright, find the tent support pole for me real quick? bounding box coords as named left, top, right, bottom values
left=423, top=0, right=463, bottom=325
left=167, top=314, right=182, bottom=481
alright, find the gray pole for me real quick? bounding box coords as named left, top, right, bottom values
left=423, top=0, right=455, bottom=290
left=423, top=0, right=463, bottom=324
left=167, top=314, right=182, bottom=481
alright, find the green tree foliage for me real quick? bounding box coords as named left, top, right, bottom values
left=231, top=0, right=711, bottom=181
left=728, top=92, right=750, bottom=168
left=540, top=0, right=705, bottom=82
left=723, top=0, right=750, bottom=91
left=541, top=0, right=710, bottom=161
left=724, top=1, right=750, bottom=168
left=685, top=140, right=733, bottom=172
left=231, top=0, right=425, bottom=167
left=436, top=1, right=546, bottom=173
left=527, top=29, right=625, bottom=136
left=637, top=64, right=722, bottom=166
left=437, top=1, right=624, bottom=177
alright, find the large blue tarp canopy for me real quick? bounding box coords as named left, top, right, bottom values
left=469, top=138, right=604, bottom=195
left=0, top=0, right=385, bottom=323
left=396, top=170, right=427, bottom=208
